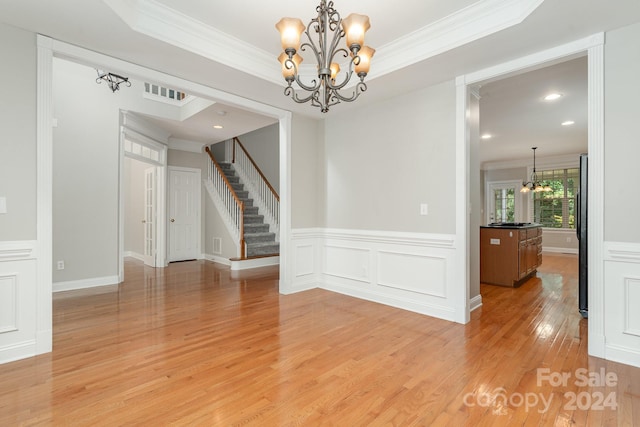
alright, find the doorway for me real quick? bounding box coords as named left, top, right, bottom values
left=456, top=34, right=605, bottom=358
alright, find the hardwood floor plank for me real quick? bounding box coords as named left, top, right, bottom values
left=1, top=255, right=639, bottom=425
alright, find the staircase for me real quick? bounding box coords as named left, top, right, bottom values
left=217, top=162, right=279, bottom=257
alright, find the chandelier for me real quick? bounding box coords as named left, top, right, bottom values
left=521, top=147, right=552, bottom=193
left=275, top=0, right=375, bottom=113
left=96, top=70, right=131, bottom=93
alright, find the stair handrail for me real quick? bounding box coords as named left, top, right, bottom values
left=205, top=147, right=246, bottom=259
left=232, top=137, right=279, bottom=231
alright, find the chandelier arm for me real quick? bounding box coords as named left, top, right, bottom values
left=325, top=51, right=358, bottom=91
left=284, top=55, right=321, bottom=92
left=330, top=80, right=367, bottom=103
left=284, top=85, right=321, bottom=105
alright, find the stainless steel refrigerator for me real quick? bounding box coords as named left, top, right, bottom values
left=576, top=154, right=588, bottom=318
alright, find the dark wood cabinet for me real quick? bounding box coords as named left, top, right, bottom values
left=480, top=225, right=542, bottom=287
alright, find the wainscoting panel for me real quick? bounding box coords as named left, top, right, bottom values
left=0, top=241, right=38, bottom=364
left=290, top=229, right=322, bottom=291
left=318, top=229, right=457, bottom=321
left=0, top=274, right=18, bottom=333
left=377, top=250, right=447, bottom=298
left=604, top=241, right=640, bottom=368
left=324, top=245, right=371, bottom=283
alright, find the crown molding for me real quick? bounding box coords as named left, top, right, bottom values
left=103, top=0, right=544, bottom=87
left=102, top=0, right=282, bottom=85
left=482, top=153, right=582, bottom=171
left=168, top=138, right=207, bottom=153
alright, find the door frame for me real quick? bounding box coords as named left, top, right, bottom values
left=119, top=121, right=168, bottom=279
left=485, top=180, right=523, bottom=224
left=455, top=33, right=605, bottom=357
left=35, top=35, right=292, bottom=360
left=167, top=166, right=201, bottom=262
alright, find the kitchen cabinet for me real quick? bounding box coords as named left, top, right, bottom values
left=480, top=224, right=542, bottom=287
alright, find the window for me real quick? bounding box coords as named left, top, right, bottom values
left=493, top=187, right=516, bottom=223
left=533, top=168, right=579, bottom=229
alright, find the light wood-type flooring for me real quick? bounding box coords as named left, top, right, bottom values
left=1, top=254, right=639, bottom=426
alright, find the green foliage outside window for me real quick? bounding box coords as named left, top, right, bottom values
left=533, top=168, right=579, bottom=229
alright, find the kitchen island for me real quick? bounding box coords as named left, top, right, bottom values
left=480, top=223, right=542, bottom=287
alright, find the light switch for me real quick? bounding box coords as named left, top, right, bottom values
left=420, top=203, right=428, bottom=216
left=0, top=197, right=6, bottom=214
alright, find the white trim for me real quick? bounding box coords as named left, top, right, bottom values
left=375, top=0, right=543, bottom=80
left=124, top=251, right=145, bottom=262
left=0, top=241, right=37, bottom=261
left=587, top=42, right=605, bottom=358
left=543, top=247, right=579, bottom=255
left=168, top=138, right=206, bottom=153
left=470, top=294, right=483, bottom=312
left=456, top=33, right=605, bottom=356
left=604, top=241, right=640, bottom=263
left=482, top=153, right=582, bottom=171
left=0, top=340, right=37, bottom=365
left=231, top=256, right=280, bottom=271
left=36, top=36, right=53, bottom=356
left=121, top=111, right=170, bottom=144
left=53, top=275, right=120, bottom=293
left=103, top=0, right=543, bottom=88
left=204, top=254, right=231, bottom=266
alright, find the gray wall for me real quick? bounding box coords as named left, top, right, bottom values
left=52, top=58, right=121, bottom=283
left=292, top=114, right=322, bottom=229
left=322, top=80, right=457, bottom=233
left=236, top=124, right=280, bottom=194
left=604, top=22, right=640, bottom=243
left=0, top=24, right=36, bottom=241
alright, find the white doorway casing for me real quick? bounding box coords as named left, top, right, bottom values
left=456, top=33, right=605, bottom=358
left=30, top=35, right=292, bottom=364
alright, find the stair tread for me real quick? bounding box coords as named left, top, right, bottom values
left=247, top=241, right=280, bottom=248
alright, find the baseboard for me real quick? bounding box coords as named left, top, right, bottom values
left=606, top=343, right=640, bottom=369
left=124, top=251, right=145, bottom=262
left=0, top=339, right=37, bottom=364
left=470, top=294, right=483, bottom=311
left=230, top=256, right=279, bottom=271
left=204, top=254, right=231, bottom=266
left=53, top=275, right=120, bottom=293
left=543, top=247, right=578, bottom=255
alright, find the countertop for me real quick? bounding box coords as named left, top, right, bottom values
left=480, top=222, right=542, bottom=229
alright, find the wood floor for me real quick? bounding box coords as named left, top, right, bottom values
left=1, top=254, right=639, bottom=426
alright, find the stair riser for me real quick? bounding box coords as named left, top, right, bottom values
left=244, top=215, right=265, bottom=224
left=247, top=244, right=280, bottom=257
left=244, top=234, right=275, bottom=244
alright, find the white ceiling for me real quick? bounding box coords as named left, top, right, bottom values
left=1, top=0, right=639, bottom=159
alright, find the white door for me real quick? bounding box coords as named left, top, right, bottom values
left=143, top=167, right=156, bottom=267
left=168, top=167, right=201, bottom=262
left=486, top=180, right=522, bottom=224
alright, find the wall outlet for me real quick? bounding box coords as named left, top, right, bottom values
left=56, top=261, right=65, bottom=270
left=420, top=203, right=429, bottom=216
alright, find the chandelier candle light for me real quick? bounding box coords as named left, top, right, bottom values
left=276, top=0, right=375, bottom=113
left=521, top=147, right=552, bottom=193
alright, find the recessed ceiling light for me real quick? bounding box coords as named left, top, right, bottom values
left=213, top=125, right=223, bottom=129
left=561, top=120, right=575, bottom=126
left=544, top=93, right=563, bottom=101
left=481, top=134, right=492, bottom=140
left=216, top=111, right=227, bottom=116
